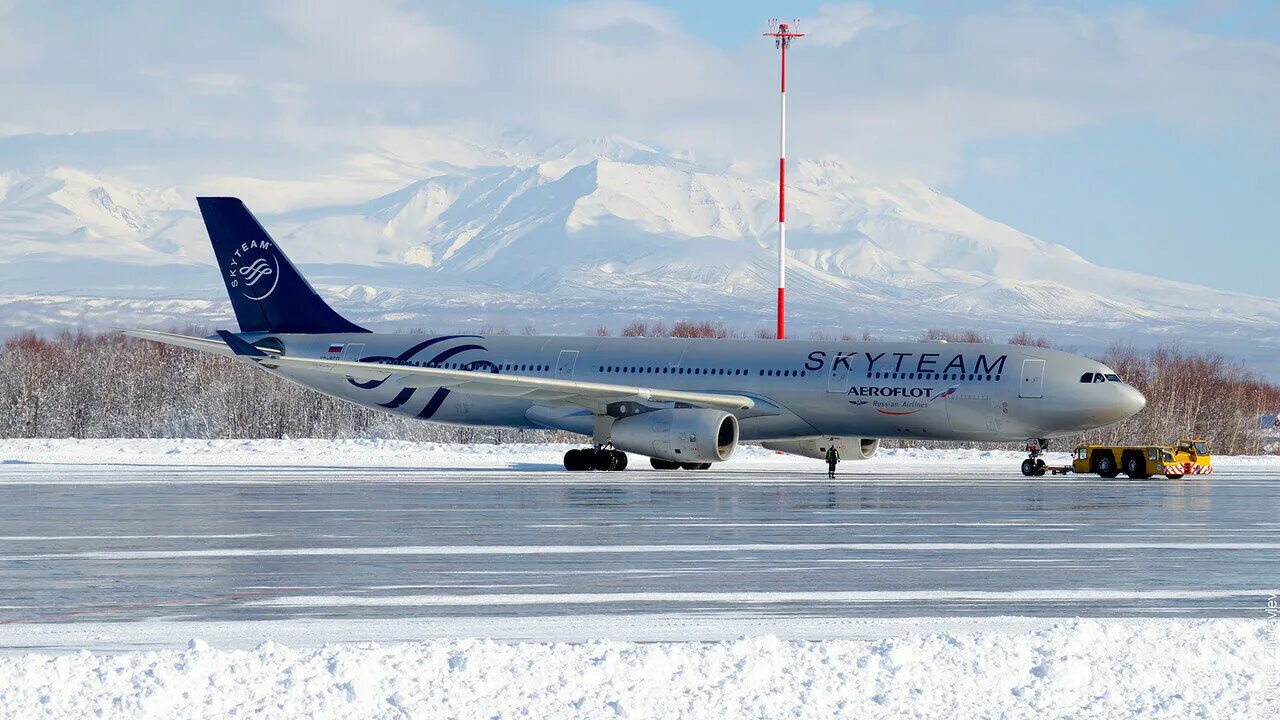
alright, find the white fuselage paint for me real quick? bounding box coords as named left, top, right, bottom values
left=247, top=334, right=1145, bottom=443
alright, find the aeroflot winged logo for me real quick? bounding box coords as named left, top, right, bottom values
left=850, top=384, right=960, bottom=416
left=226, top=238, right=279, bottom=301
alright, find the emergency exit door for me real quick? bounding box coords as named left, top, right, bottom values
left=555, top=350, right=579, bottom=380
left=1019, top=358, right=1045, bottom=398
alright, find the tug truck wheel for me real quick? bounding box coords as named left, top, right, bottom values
left=1095, top=453, right=1119, bottom=479
left=1021, top=459, right=1036, bottom=477
left=1123, top=454, right=1148, bottom=479
left=1165, top=472, right=1184, bottom=480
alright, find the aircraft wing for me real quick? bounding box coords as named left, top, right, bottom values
left=124, top=329, right=257, bottom=358
left=125, top=329, right=755, bottom=414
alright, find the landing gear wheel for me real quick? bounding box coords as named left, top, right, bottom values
left=1096, top=454, right=1119, bottom=479
left=697, top=463, right=712, bottom=470
left=1022, top=438, right=1049, bottom=477
left=564, top=449, right=587, bottom=471
left=591, top=449, right=617, bottom=472
left=679, top=463, right=701, bottom=470
left=650, top=458, right=680, bottom=470
left=611, top=450, right=628, bottom=471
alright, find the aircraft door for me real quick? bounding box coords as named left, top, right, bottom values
left=827, top=354, right=852, bottom=393
left=1019, top=358, right=1045, bottom=398
left=342, top=343, right=365, bottom=362
left=555, top=350, right=579, bottom=380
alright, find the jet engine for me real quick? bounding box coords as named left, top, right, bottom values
left=761, top=437, right=880, bottom=461
left=611, top=408, right=739, bottom=464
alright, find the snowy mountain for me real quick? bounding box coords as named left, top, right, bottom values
left=1, top=136, right=1278, bottom=372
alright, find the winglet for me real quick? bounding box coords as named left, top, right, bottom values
left=216, top=330, right=269, bottom=358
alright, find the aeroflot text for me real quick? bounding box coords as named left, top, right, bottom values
left=848, top=386, right=937, bottom=398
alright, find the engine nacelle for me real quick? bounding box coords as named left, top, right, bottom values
left=761, top=437, right=879, bottom=461
left=611, top=408, right=739, bottom=464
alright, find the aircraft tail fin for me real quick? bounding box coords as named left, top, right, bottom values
left=197, top=197, right=369, bottom=334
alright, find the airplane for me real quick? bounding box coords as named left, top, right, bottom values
left=126, top=197, right=1147, bottom=475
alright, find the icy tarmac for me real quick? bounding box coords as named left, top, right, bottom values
left=0, top=440, right=1276, bottom=652
left=0, top=441, right=1276, bottom=718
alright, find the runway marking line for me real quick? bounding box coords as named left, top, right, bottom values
left=0, top=587, right=308, bottom=625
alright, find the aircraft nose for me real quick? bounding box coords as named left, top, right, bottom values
left=1118, top=384, right=1146, bottom=419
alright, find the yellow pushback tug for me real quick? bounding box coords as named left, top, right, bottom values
left=1038, top=438, right=1213, bottom=479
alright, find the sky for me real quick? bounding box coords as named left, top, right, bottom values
left=0, top=0, right=1276, bottom=297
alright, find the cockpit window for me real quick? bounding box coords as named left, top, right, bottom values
left=1093, top=373, right=1105, bottom=383
left=1080, top=372, right=1096, bottom=383
left=1104, top=374, right=1121, bottom=382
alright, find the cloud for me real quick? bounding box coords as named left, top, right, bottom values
left=0, top=1, right=1275, bottom=186
left=805, top=2, right=902, bottom=47
left=264, top=0, right=475, bottom=86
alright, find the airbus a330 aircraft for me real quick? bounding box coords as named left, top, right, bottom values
left=127, top=198, right=1147, bottom=474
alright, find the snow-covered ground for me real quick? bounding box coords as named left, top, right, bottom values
left=3, top=439, right=1277, bottom=718
left=1, top=619, right=1273, bottom=719
left=2, top=437, right=1277, bottom=473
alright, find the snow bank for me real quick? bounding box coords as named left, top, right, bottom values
left=0, top=620, right=1270, bottom=719
left=2, top=438, right=1276, bottom=473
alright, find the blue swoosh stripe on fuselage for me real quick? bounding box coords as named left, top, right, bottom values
left=349, top=336, right=486, bottom=390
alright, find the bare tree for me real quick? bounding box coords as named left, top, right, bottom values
left=1008, top=331, right=1051, bottom=348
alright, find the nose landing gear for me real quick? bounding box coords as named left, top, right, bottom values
left=1021, top=438, right=1049, bottom=477
left=563, top=447, right=628, bottom=472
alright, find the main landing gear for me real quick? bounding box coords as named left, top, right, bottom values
left=1021, top=438, right=1049, bottom=477
left=564, top=447, right=628, bottom=472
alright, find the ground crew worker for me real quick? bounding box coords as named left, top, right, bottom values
left=825, top=443, right=840, bottom=479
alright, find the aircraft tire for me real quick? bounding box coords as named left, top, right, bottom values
left=591, top=449, right=617, bottom=472
left=1033, top=459, right=1047, bottom=476
left=564, top=449, right=586, bottom=471
left=1021, top=459, right=1036, bottom=477
left=697, top=463, right=712, bottom=470
left=611, top=451, right=628, bottom=471
left=679, top=463, right=700, bottom=470
left=650, top=458, right=680, bottom=470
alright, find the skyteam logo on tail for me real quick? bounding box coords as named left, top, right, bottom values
left=227, top=239, right=279, bottom=301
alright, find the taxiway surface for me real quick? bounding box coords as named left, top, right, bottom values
left=2, top=461, right=1275, bottom=647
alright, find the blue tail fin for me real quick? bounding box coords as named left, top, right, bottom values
left=197, top=197, right=368, bottom=334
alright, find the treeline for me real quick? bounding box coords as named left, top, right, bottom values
left=1, top=327, right=1276, bottom=454
left=0, top=330, right=551, bottom=443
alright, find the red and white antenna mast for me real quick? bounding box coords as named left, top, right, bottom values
left=764, top=19, right=802, bottom=340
